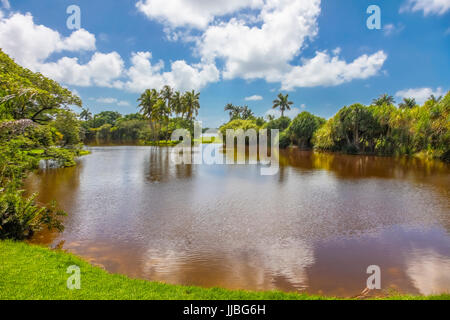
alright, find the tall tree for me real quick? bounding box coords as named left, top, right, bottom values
left=160, top=85, right=174, bottom=140
left=160, top=85, right=173, bottom=117
left=241, top=106, right=254, bottom=120
left=0, top=49, right=81, bottom=124
left=138, top=89, right=160, bottom=141
left=183, top=90, right=200, bottom=120
left=372, top=94, right=395, bottom=106
left=79, top=108, right=92, bottom=121
left=399, top=98, right=417, bottom=109
left=172, top=91, right=183, bottom=117
left=272, top=93, right=293, bottom=117
left=224, top=103, right=243, bottom=120
left=429, top=94, right=442, bottom=104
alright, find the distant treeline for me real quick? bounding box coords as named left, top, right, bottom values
left=219, top=92, right=450, bottom=161
left=80, top=111, right=194, bottom=144
left=80, top=86, right=199, bottom=144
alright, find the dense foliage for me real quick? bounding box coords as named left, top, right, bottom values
left=0, top=50, right=84, bottom=239
left=288, top=112, right=325, bottom=148
left=219, top=92, right=449, bottom=161
left=0, top=129, right=67, bottom=240
left=81, top=111, right=196, bottom=144
left=81, top=86, right=199, bottom=144
left=313, top=94, right=449, bottom=159
left=0, top=49, right=81, bottom=124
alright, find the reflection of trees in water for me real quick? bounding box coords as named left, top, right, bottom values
left=146, top=147, right=193, bottom=183
left=24, top=164, right=83, bottom=245
left=280, top=149, right=450, bottom=181
left=277, top=166, right=286, bottom=183
left=25, top=164, right=82, bottom=207
left=280, top=149, right=450, bottom=234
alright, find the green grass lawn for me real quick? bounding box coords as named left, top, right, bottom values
left=0, top=240, right=448, bottom=300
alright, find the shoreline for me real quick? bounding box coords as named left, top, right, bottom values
left=1, top=240, right=448, bottom=300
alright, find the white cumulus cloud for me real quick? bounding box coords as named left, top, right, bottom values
left=0, top=12, right=96, bottom=69
left=199, top=0, right=321, bottom=81
left=96, top=97, right=119, bottom=104
left=280, top=50, right=387, bottom=90
left=0, top=12, right=218, bottom=92
left=136, top=0, right=263, bottom=29
left=0, top=4, right=388, bottom=95
left=245, top=95, right=263, bottom=101
left=117, top=101, right=131, bottom=107
left=121, top=51, right=220, bottom=92
left=94, top=98, right=131, bottom=107
left=196, top=0, right=386, bottom=89
left=383, top=23, right=405, bottom=36
left=395, top=87, right=445, bottom=105
left=400, top=0, right=450, bottom=15
left=37, top=52, right=124, bottom=87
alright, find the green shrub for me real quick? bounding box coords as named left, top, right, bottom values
left=288, top=112, right=325, bottom=148
left=263, top=116, right=291, bottom=132
left=0, top=188, right=65, bottom=240
left=219, top=119, right=260, bottom=134
left=44, top=147, right=76, bottom=167
left=25, top=125, right=55, bottom=147
left=279, top=131, right=291, bottom=149
left=0, top=138, right=39, bottom=188
left=52, top=110, right=81, bottom=146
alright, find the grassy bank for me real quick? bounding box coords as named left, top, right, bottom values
left=1, top=241, right=449, bottom=300
left=0, top=240, right=329, bottom=300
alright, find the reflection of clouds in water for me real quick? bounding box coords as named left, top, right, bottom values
left=141, top=238, right=315, bottom=291
left=406, top=248, right=450, bottom=295
left=255, top=239, right=315, bottom=289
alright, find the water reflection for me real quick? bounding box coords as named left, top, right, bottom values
left=25, top=146, right=450, bottom=296
left=406, top=248, right=450, bottom=295
left=146, top=147, right=193, bottom=182
left=141, top=238, right=315, bottom=291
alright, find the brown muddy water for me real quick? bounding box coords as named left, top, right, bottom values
left=25, top=146, right=450, bottom=297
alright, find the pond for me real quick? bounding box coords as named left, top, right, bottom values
left=25, top=146, right=450, bottom=297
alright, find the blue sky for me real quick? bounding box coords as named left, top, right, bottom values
left=1, top=0, right=449, bottom=127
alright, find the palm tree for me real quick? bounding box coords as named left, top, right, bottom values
left=399, top=98, right=416, bottom=109
left=138, top=89, right=160, bottom=141
left=272, top=93, right=293, bottom=117
left=241, top=106, right=254, bottom=120
left=183, top=90, right=200, bottom=120
left=224, top=103, right=234, bottom=117
left=372, top=94, right=395, bottom=106
left=160, top=85, right=174, bottom=140
left=429, top=94, right=442, bottom=104
left=79, top=108, right=92, bottom=121
left=160, top=85, right=173, bottom=113
left=172, top=91, right=183, bottom=117
left=224, top=103, right=242, bottom=120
